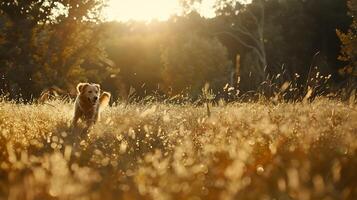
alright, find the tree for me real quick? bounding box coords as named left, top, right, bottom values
left=0, top=0, right=111, bottom=100
left=216, top=0, right=267, bottom=80
left=206, top=0, right=350, bottom=97
left=0, top=0, right=57, bottom=98
left=337, top=0, right=357, bottom=80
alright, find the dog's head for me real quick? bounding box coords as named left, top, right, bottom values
left=77, top=83, right=100, bottom=105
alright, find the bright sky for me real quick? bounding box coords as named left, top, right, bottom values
left=104, top=0, right=217, bottom=22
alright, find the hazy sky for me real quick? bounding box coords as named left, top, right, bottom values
left=104, top=0, right=216, bottom=22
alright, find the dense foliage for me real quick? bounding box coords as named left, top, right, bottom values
left=0, top=0, right=113, bottom=99
left=0, top=0, right=355, bottom=100
left=337, top=0, right=357, bottom=90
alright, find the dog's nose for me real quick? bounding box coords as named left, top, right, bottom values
left=94, top=97, right=98, bottom=101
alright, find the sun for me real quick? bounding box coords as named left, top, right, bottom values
left=104, top=0, right=216, bottom=22
left=104, top=0, right=181, bottom=22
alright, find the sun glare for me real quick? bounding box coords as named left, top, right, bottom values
left=104, top=0, right=216, bottom=22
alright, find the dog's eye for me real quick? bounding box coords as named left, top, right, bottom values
left=88, top=91, right=92, bottom=94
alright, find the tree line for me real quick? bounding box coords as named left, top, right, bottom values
left=0, top=0, right=356, bottom=101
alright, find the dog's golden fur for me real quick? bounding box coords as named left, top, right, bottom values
left=72, top=83, right=111, bottom=126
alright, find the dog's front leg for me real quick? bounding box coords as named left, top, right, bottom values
left=72, top=116, right=79, bottom=127
left=72, top=107, right=82, bottom=127
left=86, top=114, right=97, bottom=128
left=88, top=106, right=100, bottom=127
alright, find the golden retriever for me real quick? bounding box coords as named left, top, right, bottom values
left=72, top=83, right=111, bottom=127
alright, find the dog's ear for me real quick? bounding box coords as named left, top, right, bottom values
left=76, top=83, right=89, bottom=93
left=94, top=84, right=101, bottom=91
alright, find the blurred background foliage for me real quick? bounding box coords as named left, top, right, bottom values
left=0, top=0, right=356, bottom=101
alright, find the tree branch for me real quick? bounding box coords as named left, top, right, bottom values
left=230, top=25, right=261, bottom=47
left=213, top=31, right=265, bottom=64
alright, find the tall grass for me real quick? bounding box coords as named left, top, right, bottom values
left=0, top=98, right=356, bottom=199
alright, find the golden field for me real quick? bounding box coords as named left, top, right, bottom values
left=0, top=98, right=356, bottom=200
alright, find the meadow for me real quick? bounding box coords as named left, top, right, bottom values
left=0, top=97, right=356, bottom=200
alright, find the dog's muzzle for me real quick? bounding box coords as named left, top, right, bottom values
left=88, top=97, right=98, bottom=104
